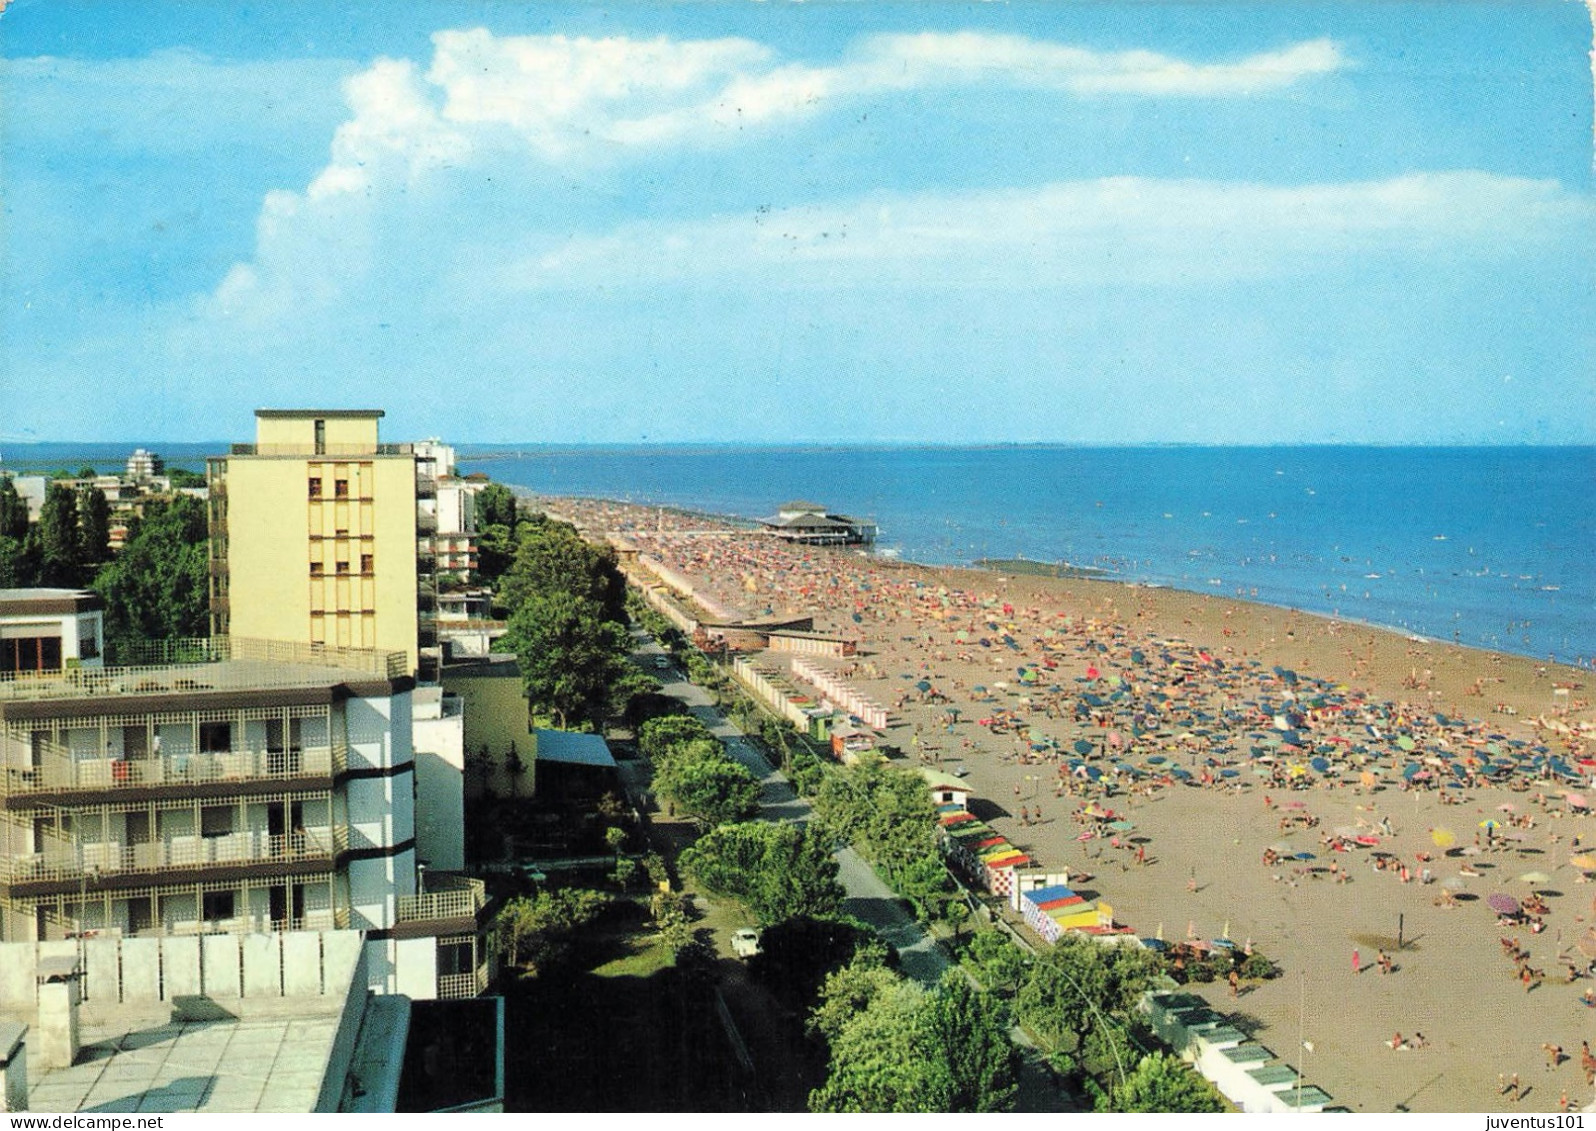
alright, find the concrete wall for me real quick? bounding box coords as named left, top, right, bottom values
left=0, top=930, right=366, bottom=1015
left=412, top=701, right=464, bottom=872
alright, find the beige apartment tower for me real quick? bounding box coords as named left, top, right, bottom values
left=209, top=410, right=426, bottom=676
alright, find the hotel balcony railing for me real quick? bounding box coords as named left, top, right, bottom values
left=0, top=636, right=407, bottom=702
left=416, top=511, right=438, bottom=534
left=397, top=875, right=486, bottom=923
left=229, top=442, right=415, bottom=457
left=0, top=827, right=343, bottom=886
left=416, top=474, right=437, bottom=499
left=2, top=743, right=346, bottom=798
left=437, top=960, right=490, bottom=1000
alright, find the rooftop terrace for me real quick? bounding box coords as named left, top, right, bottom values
left=0, top=637, right=407, bottom=704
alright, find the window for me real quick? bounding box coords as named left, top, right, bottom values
left=198, top=721, right=231, bottom=753
left=1, top=636, right=63, bottom=674
left=79, top=634, right=99, bottom=660
left=335, top=561, right=350, bottom=575
left=202, top=890, right=236, bottom=922
left=200, top=805, right=234, bottom=838
left=308, top=477, right=322, bottom=499
left=313, top=419, right=326, bottom=455
left=309, top=562, right=324, bottom=577
left=361, top=554, right=374, bottom=574
left=334, top=479, right=349, bottom=498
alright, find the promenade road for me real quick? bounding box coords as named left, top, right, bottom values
left=631, top=632, right=1070, bottom=1112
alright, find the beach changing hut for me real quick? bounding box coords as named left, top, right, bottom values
left=1018, top=884, right=1114, bottom=943
left=937, top=809, right=1032, bottom=897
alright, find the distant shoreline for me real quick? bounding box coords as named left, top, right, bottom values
left=512, top=486, right=1590, bottom=672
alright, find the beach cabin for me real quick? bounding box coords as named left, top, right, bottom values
left=920, top=768, right=972, bottom=810
left=758, top=501, right=877, bottom=547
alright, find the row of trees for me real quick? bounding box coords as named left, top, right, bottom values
left=811, top=760, right=960, bottom=926
left=0, top=476, right=208, bottom=659
left=0, top=477, right=113, bottom=589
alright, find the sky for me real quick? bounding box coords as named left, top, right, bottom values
left=3, top=0, right=1594, bottom=445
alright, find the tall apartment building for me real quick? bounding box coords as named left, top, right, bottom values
left=0, top=633, right=488, bottom=999
left=208, top=410, right=428, bottom=677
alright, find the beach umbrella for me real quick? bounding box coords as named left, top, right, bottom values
left=1518, top=871, right=1554, bottom=885
left=1109, top=819, right=1135, bottom=832
left=1566, top=793, right=1590, bottom=811
left=1579, top=930, right=1596, bottom=960
left=1074, top=739, right=1094, bottom=755
left=1310, top=756, right=1330, bottom=773
left=1569, top=854, right=1596, bottom=870
left=1486, top=893, right=1521, bottom=915
left=1221, top=769, right=1239, bottom=778
left=1479, top=819, right=1502, bottom=831
left=916, top=680, right=932, bottom=692
left=1430, top=828, right=1456, bottom=849
left=1396, top=735, right=1417, bottom=752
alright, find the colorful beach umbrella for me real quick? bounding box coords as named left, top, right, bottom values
left=1430, top=828, right=1456, bottom=849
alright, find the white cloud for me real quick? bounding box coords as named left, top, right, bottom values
left=508, top=172, right=1592, bottom=291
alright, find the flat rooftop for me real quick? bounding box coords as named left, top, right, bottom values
left=27, top=1004, right=343, bottom=1114
left=0, top=637, right=407, bottom=704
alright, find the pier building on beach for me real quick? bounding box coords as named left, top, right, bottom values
left=758, top=500, right=877, bottom=546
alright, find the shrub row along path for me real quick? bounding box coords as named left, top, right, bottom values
left=627, top=630, right=1069, bottom=1112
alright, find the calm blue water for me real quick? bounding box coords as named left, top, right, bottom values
left=459, top=445, right=1596, bottom=665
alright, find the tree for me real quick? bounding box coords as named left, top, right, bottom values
left=681, top=821, right=844, bottom=924
left=813, top=760, right=953, bottom=920
left=490, top=888, right=610, bottom=974
left=504, top=741, right=526, bottom=799
left=477, top=482, right=519, bottom=530
left=497, top=516, right=627, bottom=624
left=38, top=482, right=81, bottom=586
left=90, top=495, right=209, bottom=659
left=0, top=477, right=27, bottom=541
left=503, top=591, right=631, bottom=729
left=753, top=916, right=886, bottom=1011
left=166, top=468, right=207, bottom=489
left=963, top=929, right=1029, bottom=998
left=808, top=968, right=1018, bottom=1113
left=77, top=485, right=112, bottom=569
left=655, top=754, right=760, bottom=827
left=638, top=714, right=716, bottom=762
left=1013, top=931, right=1166, bottom=1080
left=1099, top=1052, right=1226, bottom=1113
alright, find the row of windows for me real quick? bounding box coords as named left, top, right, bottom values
left=309, top=555, right=375, bottom=576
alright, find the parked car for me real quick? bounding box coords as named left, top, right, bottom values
left=731, top=927, right=762, bottom=959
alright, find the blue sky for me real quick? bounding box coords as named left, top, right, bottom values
left=3, top=0, right=1593, bottom=444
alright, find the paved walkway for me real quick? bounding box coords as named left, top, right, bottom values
left=632, top=633, right=1071, bottom=1111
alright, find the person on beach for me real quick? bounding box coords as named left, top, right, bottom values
left=1352, top=948, right=1360, bottom=974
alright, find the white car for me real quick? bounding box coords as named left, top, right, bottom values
left=731, top=927, right=762, bottom=959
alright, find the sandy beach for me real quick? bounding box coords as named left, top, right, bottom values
left=553, top=495, right=1596, bottom=1114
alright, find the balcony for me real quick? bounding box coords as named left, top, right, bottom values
left=437, top=960, right=490, bottom=1000
left=416, top=474, right=437, bottom=499
left=3, top=743, right=346, bottom=801
left=229, top=442, right=415, bottom=457
left=416, top=511, right=438, bottom=535
left=0, top=827, right=343, bottom=889
left=397, top=875, right=486, bottom=924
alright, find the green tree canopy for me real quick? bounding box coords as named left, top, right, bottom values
left=503, top=591, right=631, bottom=730
left=813, top=760, right=951, bottom=920
left=77, top=485, right=112, bottom=569
left=0, top=477, right=28, bottom=541
left=654, top=752, right=760, bottom=827
left=1013, top=930, right=1167, bottom=1078
left=38, top=482, right=81, bottom=586
left=1099, top=1052, right=1227, bottom=1113
left=497, top=515, right=627, bottom=624
left=476, top=482, right=519, bottom=531
left=638, top=714, right=716, bottom=762
left=490, top=888, right=611, bottom=975
left=90, top=495, right=209, bottom=660
left=808, top=968, right=1018, bottom=1113
left=681, top=821, right=844, bottom=925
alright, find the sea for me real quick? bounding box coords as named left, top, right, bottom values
left=456, top=444, right=1595, bottom=667
left=7, top=442, right=1590, bottom=666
